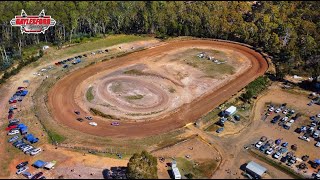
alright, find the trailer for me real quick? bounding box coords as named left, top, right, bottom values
left=24, top=134, right=39, bottom=144
left=44, top=161, right=57, bottom=170
left=20, top=90, right=28, bottom=96
left=32, top=160, right=46, bottom=169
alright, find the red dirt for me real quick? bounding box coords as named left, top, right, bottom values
left=47, top=39, right=268, bottom=138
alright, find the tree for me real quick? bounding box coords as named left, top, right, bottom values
left=126, top=151, right=158, bottom=179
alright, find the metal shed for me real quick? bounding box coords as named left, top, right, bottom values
left=245, top=161, right=267, bottom=179
left=225, top=106, right=237, bottom=116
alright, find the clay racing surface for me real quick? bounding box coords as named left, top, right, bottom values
left=48, top=39, right=268, bottom=138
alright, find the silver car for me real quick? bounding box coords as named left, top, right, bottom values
left=16, top=166, right=29, bottom=175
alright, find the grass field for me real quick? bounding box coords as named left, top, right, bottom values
left=176, top=157, right=217, bottom=178
left=86, top=87, right=94, bottom=102
left=126, top=94, right=144, bottom=100
left=171, top=48, right=235, bottom=78
left=55, top=35, right=150, bottom=59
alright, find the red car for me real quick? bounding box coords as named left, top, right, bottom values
left=8, top=113, right=13, bottom=119
left=9, top=100, right=17, bottom=104
left=17, top=87, right=25, bottom=90
left=5, top=125, right=17, bottom=131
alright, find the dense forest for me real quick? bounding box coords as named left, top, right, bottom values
left=0, top=1, right=319, bottom=77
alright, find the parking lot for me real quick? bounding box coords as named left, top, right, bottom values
left=248, top=89, right=320, bottom=178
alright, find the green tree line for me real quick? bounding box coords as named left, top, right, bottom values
left=0, top=1, right=319, bottom=76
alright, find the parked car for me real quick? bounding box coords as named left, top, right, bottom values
left=271, top=115, right=281, bottom=124
left=268, top=107, right=275, bottom=112
left=282, top=142, right=289, bottom=147
left=281, top=117, right=289, bottom=122
left=30, top=148, right=42, bottom=156
left=315, top=141, right=320, bottom=147
left=31, top=172, right=43, bottom=179
left=283, top=109, right=288, bottom=114
left=25, top=147, right=36, bottom=155
left=16, top=161, right=28, bottom=169
left=22, top=171, right=33, bottom=179
left=255, top=141, right=263, bottom=149
left=8, top=135, right=19, bottom=143
left=9, top=118, right=20, bottom=124
left=299, top=136, right=310, bottom=142
left=273, top=151, right=282, bottom=159
left=301, top=126, right=307, bottom=132
left=280, top=155, right=289, bottom=163
left=16, top=166, right=29, bottom=175
left=275, top=108, right=281, bottom=113
left=22, top=146, right=34, bottom=153
left=260, top=143, right=270, bottom=152
left=266, top=148, right=274, bottom=155
left=39, top=176, right=46, bottom=179
left=8, top=129, right=20, bottom=136
left=216, top=127, right=224, bottom=133
left=12, top=139, right=23, bottom=146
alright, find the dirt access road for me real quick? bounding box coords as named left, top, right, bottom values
left=48, top=39, right=268, bottom=138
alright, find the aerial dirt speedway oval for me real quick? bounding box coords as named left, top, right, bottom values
left=47, top=39, right=268, bottom=138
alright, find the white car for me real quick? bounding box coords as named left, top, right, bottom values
left=317, top=114, right=320, bottom=118
left=299, top=136, right=310, bottom=142
left=266, top=148, right=273, bottom=155
left=89, top=122, right=97, bottom=126
left=16, top=166, right=29, bottom=175
left=268, top=107, right=275, bottom=112
left=273, top=152, right=282, bottom=159
left=289, top=119, right=295, bottom=123
left=22, top=146, right=34, bottom=153
left=283, top=110, right=288, bottom=114
left=255, top=141, right=263, bottom=148
left=315, top=142, right=320, bottom=147
left=282, top=117, right=289, bottom=122
left=30, top=148, right=42, bottom=156
left=7, top=130, right=20, bottom=136
left=275, top=108, right=281, bottom=113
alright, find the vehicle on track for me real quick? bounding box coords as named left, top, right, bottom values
left=74, top=110, right=80, bottom=115
left=76, top=118, right=84, bottom=122
left=111, top=122, right=120, bottom=126
left=89, top=122, right=97, bottom=126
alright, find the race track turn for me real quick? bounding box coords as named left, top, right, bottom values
left=47, top=39, right=268, bottom=138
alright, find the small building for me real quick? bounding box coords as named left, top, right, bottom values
left=224, top=106, right=237, bottom=116
left=172, top=166, right=181, bottom=179
left=171, top=161, right=181, bottom=179
left=32, top=160, right=46, bottom=169
left=245, top=161, right=267, bottom=179
left=44, top=160, right=57, bottom=170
